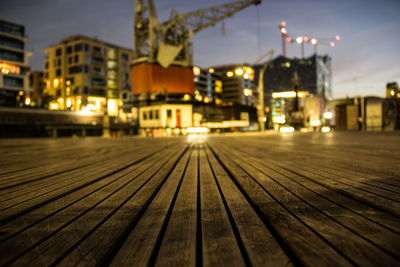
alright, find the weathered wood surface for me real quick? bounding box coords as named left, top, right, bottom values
left=0, top=132, right=399, bottom=266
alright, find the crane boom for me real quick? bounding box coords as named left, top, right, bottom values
left=134, top=0, right=261, bottom=68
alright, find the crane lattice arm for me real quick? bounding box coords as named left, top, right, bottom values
left=134, top=0, right=261, bottom=68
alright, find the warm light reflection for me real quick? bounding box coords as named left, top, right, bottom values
left=280, top=126, right=294, bottom=133
left=321, top=126, right=331, bottom=133
left=323, top=112, right=333, bottom=119
left=310, top=120, right=321, bottom=127
left=187, top=127, right=208, bottom=134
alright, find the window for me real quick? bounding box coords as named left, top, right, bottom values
left=3, top=76, right=23, bottom=87
left=167, top=109, right=172, bottom=119
left=74, top=55, right=79, bottom=63
left=66, top=46, right=72, bottom=54
left=155, top=110, right=159, bottom=119
left=55, top=69, right=61, bottom=76
left=45, top=61, right=49, bottom=69
left=45, top=72, right=49, bottom=79
left=0, top=49, right=23, bottom=62
left=75, top=43, right=82, bottom=52
left=56, top=89, right=61, bottom=97
left=143, top=111, right=147, bottom=120
left=56, top=48, right=62, bottom=56
left=68, top=56, right=72, bottom=64
left=122, top=53, right=128, bottom=61
left=149, top=110, right=153, bottom=120
left=57, top=58, right=61, bottom=66
left=84, top=43, right=90, bottom=52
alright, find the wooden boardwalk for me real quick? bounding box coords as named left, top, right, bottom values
left=0, top=132, right=399, bottom=266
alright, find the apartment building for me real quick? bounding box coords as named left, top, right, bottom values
left=0, top=19, right=31, bottom=106
left=44, top=35, right=134, bottom=116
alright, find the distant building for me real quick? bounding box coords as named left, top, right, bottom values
left=256, top=54, right=332, bottom=98
left=211, top=64, right=257, bottom=107
left=28, top=71, right=45, bottom=107
left=193, top=66, right=222, bottom=104
left=43, top=34, right=134, bottom=116
left=0, top=19, right=31, bottom=106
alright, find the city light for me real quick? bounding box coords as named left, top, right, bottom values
left=183, top=94, right=191, bottom=101
left=321, top=126, right=331, bottom=133
left=208, top=68, right=214, bottom=73
left=243, top=88, right=252, bottom=96
left=303, top=36, right=309, bottom=42
left=311, top=38, right=318, bottom=45
left=66, top=80, right=71, bottom=86
left=280, top=21, right=286, bottom=27
left=336, top=35, right=340, bottom=41
left=235, top=68, right=243, bottom=76
left=280, top=27, right=287, bottom=34
left=330, top=42, right=335, bottom=47
left=66, top=98, right=72, bottom=108
left=77, top=99, right=82, bottom=105
left=310, top=120, right=321, bottom=127
left=187, top=127, right=208, bottom=134
left=243, top=73, right=249, bottom=79
left=50, top=103, right=58, bottom=110
left=53, top=78, right=59, bottom=88
left=25, top=97, right=31, bottom=105
left=323, top=112, right=333, bottom=119
left=272, top=91, right=296, bottom=98
left=226, top=71, right=234, bottom=77
left=280, top=126, right=294, bottom=133
left=193, top=66, right=201, bottom=76
left=273, top=115, right=286, bottom=124
left=18, top=90, right=24, bottom=96
left=296, top=36, right=303, bottom=44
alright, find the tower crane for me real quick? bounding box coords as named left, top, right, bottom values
left=132, top=0, right=261, bottom=99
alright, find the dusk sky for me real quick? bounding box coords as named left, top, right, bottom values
left=1, top=0, right=399, bottom=98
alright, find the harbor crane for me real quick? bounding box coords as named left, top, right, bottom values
left=132, top=0, right=261, bottom=98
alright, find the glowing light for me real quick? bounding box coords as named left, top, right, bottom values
left=296, top=36, right=303, bottom=44
left=300, top=128, right=309, bottom=133
left=18, top=91, right=24, bottom=96
left=330, top=42, right=335, bottom=47
left=226, top=71, right=234, bottom=77
left=272, top=91, right=296, bottom=98
left=336, top=35, right=340, bottom=41
left=66, top=98, right=72, bottom=108
left=25, top=97, right=31, bottom=105
left=273, top=115, right=286, bottom=124
left=280, top=28, right=287, bottom=34
left=280, top=126, right=294, bottom=133
left=287, top=37, right=293, bottom=42
left=53, top=78, right=59, bottom=88
left=235, top=68, right=243, bottom=76
left=323, top=112, right=333, bottom=119
left=66, top=80, right=71, bottom=86
left=310, top=120, right=321, bottom=127
left=280, top=21, right=286, bottom=27
left=208, top=68, right=214, bottom=73
left=321, top=126, right=331, bottom=133
left=193, top=66, right=201, bottom=76
left=77, top=99, right=82, bottom=105
left=303, top=37, right=309, bottom=42
left=262, top=117, right=267, bottom=122
left=50, top=103, right=58, bottom=110
left=0, top=63, right=20, bottom=74
left=108, top=99, right=118, bottom=116
left=284, top=62, right=291, bottom=68
left=243, top=73, right=249, bottom=79
left=204, top=96, right=210, bottom=103
left=87, top=104, right=96, bottom=111
left=243, top=88, right=252, bottom=96
left=195, top=94, right=203, bottom=101
left=183, top=94, right=191, bottom=101
left=311, top=38, right=318, bottom=45
left=187, top=127, right=208, bottom=134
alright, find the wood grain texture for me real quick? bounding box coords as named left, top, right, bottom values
left=0, top=132, right=399, bottom=266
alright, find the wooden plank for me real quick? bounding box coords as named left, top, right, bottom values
left=154, top=145, right=199, bottom=267
left=208, top=142, right=352, bottom=267
left=107, top=146, right=192, bottom=267
left=218, top=144, right=400, bottom=264
left=0, top=146, right=183, bottom=266
left=0, top=146, right=173, bottom=243
left=198, top=145, right=245, bottom=267
left=205, top=146, right=293, bottom=267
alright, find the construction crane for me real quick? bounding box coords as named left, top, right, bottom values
left=132, top=0, right=261, bottom=99
left=278, top=21, right=340, bottom=57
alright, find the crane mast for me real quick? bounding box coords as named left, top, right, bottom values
left=134, top=0, right=261, bottom=68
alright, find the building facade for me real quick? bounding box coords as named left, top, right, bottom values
left=44, top=35, right=134, bottom=116
left=0, top=19, right=31, bottom=106
left=28, top=71, right=45, bottom=107
left=212, top=64, right=257, bottom=107
left=193, top=66, right=222, bottom=104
